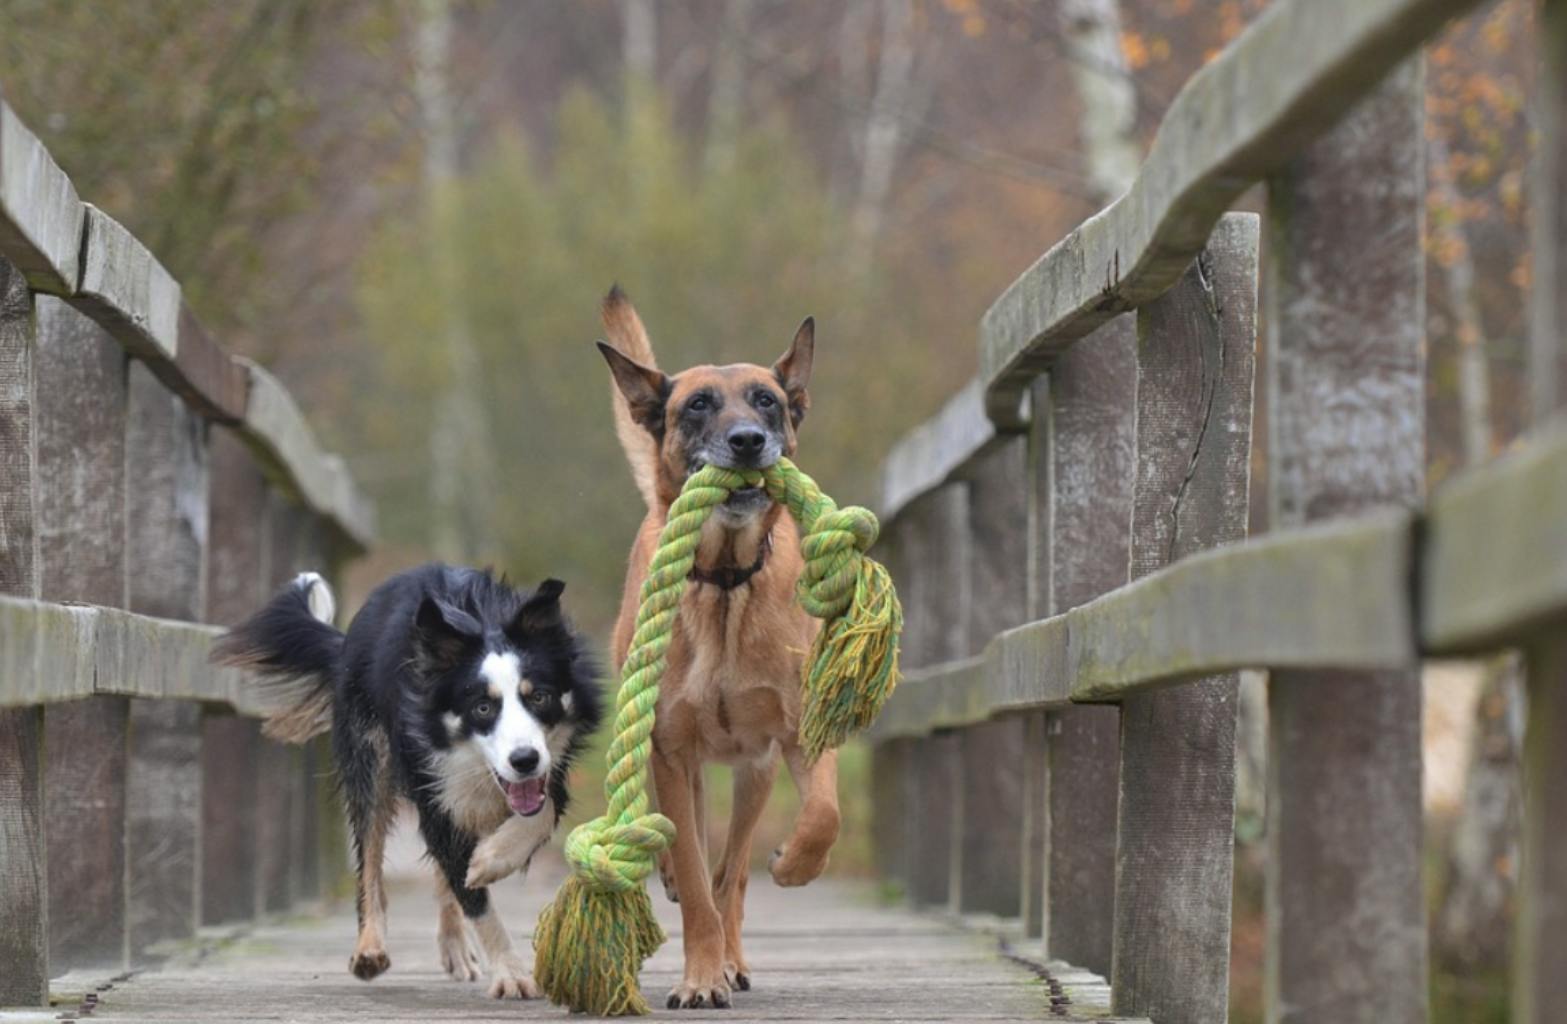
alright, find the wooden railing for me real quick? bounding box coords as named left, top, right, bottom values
left=864, top=1, right=1563, bottom=1023
left=0, top=95, right=372, bottom=1005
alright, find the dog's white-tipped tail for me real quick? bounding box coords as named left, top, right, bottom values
left=296, top=571, right=337, bottom=625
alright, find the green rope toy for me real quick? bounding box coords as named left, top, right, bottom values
left=532, top=456, right=903, bottom=1015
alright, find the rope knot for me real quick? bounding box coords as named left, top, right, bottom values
left=564, top=813, right=676, bottom=893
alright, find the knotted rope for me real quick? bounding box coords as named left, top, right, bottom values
left=532, top=457, right=902, bottom=1015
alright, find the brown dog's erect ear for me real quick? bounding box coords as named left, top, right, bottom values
left=597, top=341, right=671, bottom=437
left=772, top=317, right=815, bottom=428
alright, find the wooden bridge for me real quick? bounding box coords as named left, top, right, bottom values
left=1, top=0, right=1564, bottom=1021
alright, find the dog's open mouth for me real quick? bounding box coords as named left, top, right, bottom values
left=497, top=774, right=546, bottom=816
left=724, top=485, right=767, bottom=509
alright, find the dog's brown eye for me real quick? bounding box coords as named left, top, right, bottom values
left=687, top=395, right=710, bottom=413
left=472, top=701, right=495, bottom=718
left=754, top=391, right=776, bottom=409
left=526, top=690, right=551, bottom=709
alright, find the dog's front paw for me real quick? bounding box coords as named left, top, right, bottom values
left=487, top=954, right=540, bottom=1000
left=437, top=925, right=481, bottom=981
left=768, top=841, right=830, bottom=887
left=465, top=843, right=512, bottom=890
left=348, top=947, right=391, bottom=981
left=667, top=965, right=731, bottom=1010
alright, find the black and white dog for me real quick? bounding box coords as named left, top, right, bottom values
left=214, top=564, right=601, bottom=999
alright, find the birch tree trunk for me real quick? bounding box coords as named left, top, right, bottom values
left=1057, top=0, right=1140, bottom=202
left=703, top=0, right=751, bottom=179
left=416, top=0, right=495, bottom=561
left=849, top=0, right=916, bottom=269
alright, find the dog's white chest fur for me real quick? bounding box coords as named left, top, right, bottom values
left=429, top=744, right=525, bottom=836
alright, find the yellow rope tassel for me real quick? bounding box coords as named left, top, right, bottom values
left=533, top=458, right=901, bottom=1015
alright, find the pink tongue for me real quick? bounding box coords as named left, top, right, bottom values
left=504, top=777, right=546, bottom=816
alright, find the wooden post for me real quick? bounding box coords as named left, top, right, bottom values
left=870, top=516, right=914, bottom=896
left=0, top=254, right=48, bottom=1006
left=1112, top=212, right=1258, bottom=1024
left=124, top=362, right=208, bottom=960
left=200, top=428, right=269, bottom=925
left=1264, top=61, right=1428, bottom=1024
left=1038, top=316, right=1139, bottom=972
left=899, top=485, right=967, bottom=909
left=952, top=438, right=1028, bottom=917
left=258, top=492, right=310, bottom=912
left=33, top=296, right=131, bottom=974
left=1516, top=9, right=1567, bottom=1019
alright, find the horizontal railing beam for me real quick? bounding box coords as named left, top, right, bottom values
left=870, top=416, right=1567, bottom=739
left=0, top=595, right=262, bottom=715
left=879, top=377, right=1021, bottom=522
left=976, top=0, right=1485, bottom=427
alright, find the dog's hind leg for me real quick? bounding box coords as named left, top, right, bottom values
left=419, top=805, right=539, bottom=1000
left=769, top=744, right=840, bottom=887
left=713, top=754, right=779, bottom=992
left=432, top=870, right=481, bottom=982
left=340, top=723, right=395, bottom=981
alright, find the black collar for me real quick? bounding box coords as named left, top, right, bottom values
left=689, top=534, right=772, bottom=591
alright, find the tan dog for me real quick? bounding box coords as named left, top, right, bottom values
left=596, top=286, right=841, bottom=1010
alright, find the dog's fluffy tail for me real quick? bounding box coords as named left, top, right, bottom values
left=602, top=284, right=660, bottom=508
left=212, top=571, right=343, bottom=745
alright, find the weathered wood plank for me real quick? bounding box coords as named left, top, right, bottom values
left=0, top=99, right=84, bottom=295
left=241, top=360, right=375, bottom=552
left=879, top=378, right=1022, bottom=522
left=33, top=297, right=126, bottom=606
left=899, top=486, right=967, bottom=909
left=1517, top=633, right=1567, bottom=1024
left=953, top=440, right=1028, bottom=917
left=865, top=508, right=1415, bottom=741
left=72, top=205, right=180, bottom=363
left=201, top=428, right=271, bottom=924
left=0, top=596, right=257, bottom=711
left=1513, top=10, right=1567, bottom=1019
left=1264, top=61, right=1429, bottom=1024
left=0, top=256, right=33, bottom=597
left=199, top=712, right=260, bottom=925
left=1038, top=314, right=1136, bottom=975
left=978, top=0, right=1483, bottom=426
left=0, top=251, right=44, bottom=1005
left=1422, top=416, right=1567, bottom=654
left=1110, top=212, right=1256, bottom=1024
left=124, top=362, right=208, bottom=960
left=1533, top=0, right=1567, bottom=421
left=1017, top=378, right=1051, bottom=943
left=0, top=706, right=47, bottom=1005
left=33, top=293, right=131, bottom=975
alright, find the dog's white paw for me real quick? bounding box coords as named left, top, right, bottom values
left=487, top=954, right=540, bottom=1000
left=465, top=843, right=512, bottom=890
left=437, top=925, right=482, bottom=981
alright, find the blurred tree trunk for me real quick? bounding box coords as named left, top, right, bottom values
left=416, top=0, right=495, bottom=561
left=1056, top=0, right=1140, bottom=202
left=849, top=0, right=916, bottom=269
left=703, top=0, right=752, bottom=179
left=621, top=0, right=656, bottom=84
left=1429, top=130, right=1522, bottom=976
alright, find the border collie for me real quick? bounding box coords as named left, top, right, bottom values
left=213, top=564, right=601, bottom=999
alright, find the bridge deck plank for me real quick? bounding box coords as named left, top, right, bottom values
left=61, top=853, right=1143, bottom=1023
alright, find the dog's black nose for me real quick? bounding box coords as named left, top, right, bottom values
left=509, top=748, right=540, bottom=775
left=727, top=428, right=766, bottom=462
